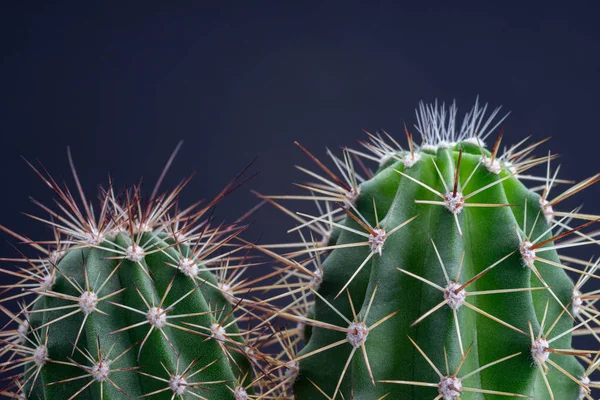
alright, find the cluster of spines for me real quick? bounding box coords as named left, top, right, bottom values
left=2, top=103, right=600, bottom=400
left=252, top=102, right=600, bottom=399
left=0, top=146, right=277, bottom=399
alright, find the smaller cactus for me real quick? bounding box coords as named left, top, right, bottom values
left=256, top=101, right=600, bottom=399
left=0, top=144, right=261, bottom=399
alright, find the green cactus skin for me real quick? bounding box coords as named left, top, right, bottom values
left=25, top=234, right=250, bottom=399
left=0, top=149, right=255, bottom=400
left=263, top=102, right=599, bottom=399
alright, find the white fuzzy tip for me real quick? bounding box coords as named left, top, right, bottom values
left=309, top=268, right=323, bottom=289
left=504, top=160, right=518, bottom=175
left=573, top=290, right=583, bottom=316
left=579, top=376, right=590, bottom=399
left=169, top=375, right=187, bottom=395
left=402, top=152, right=421, bottom=168
left=78, top=291, right=99, bottom=315
left=218, top=282, right=236, bottom=303
left=285, top=361, right=299, bottom=378
left=444, top=191, right=465, bottom=214
left=125, top=245, right=145, bottom=262
left=444, top=282, right=466, bottom=310
left=17, top=320, right=29, bottom=343
left=438, top=376, right=462, bottom=400
left=531, top=338, right=549, bottom=366
left=178, top=258, right=199, bottom=278
left=318, top=230, right=332, bottom=248
left=378, top=152, right=396, bottom=167
left=421, top=143, right=438, bottom=152
left=539, top=198, right=554, bottom=224
left=463, top=137, right=484, bottom=147
left=85, top=227, right=105, bottom=245
left=343, top=187, right=360, bottom=208
left=33, top=345, right=48, bottom=367
left=296, top=321, right=305, bottom=340
left=91, top=360, right=110, bottom=382
left=368, top=228, right=387, bottom=256
left=347, top=322, right=369, bottom=348
left=146, top=306, right=167, bottom=329
left=40, top=272, right=56, bottom=291
left=520, top=240, right=536, bottom=268
left=210, top=323, right=227, bottom=342
left=234, top=386, right=248, bottom=400
left=49, top=250, right=65, bottom=264
left=481, top=156, right=502, bottom=174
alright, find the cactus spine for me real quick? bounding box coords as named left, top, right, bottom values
left=259, top=101, right=600, bottom=399
left=0, top=146, right=257, bottom=399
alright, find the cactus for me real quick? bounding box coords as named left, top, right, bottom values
left=0, top=145, right=259, bottom=399
left=258, top=101, right=600, bottom=399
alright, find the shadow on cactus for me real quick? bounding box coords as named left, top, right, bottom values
left=256, top=101, right=600, bottom=399
left=0, top=143, right=261, bottom=399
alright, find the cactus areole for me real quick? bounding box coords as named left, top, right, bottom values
left=260, top=101, right=600, bottom=399
left=0, top=145, right=255, bottom=399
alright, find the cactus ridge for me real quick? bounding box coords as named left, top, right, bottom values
left=0, top=145, right=262, bottom=399
left=258, top=101, right=600, bottom=399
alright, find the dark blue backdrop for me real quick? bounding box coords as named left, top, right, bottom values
left=1, top=2, right=599, bottom=248
left=0, top=0, right=599, bottom=386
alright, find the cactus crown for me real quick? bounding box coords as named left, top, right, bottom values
left=2, top=101, right=600, bottom=400
left=258, top=100, right=600, bottom=399
left=0, top=145, right=262, bottom=399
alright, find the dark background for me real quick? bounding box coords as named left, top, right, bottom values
left=1, top=3, right=599, bottom=246
left=1, top=0, right=599, bottom=390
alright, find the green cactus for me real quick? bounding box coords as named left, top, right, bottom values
left=0, top=146, right=257, bottom=399
left=259, top=101, right=600, bottom=399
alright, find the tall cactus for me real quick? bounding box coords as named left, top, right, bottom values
left=258, top=101, right=600, bottom=399
left=0, top=145, right=258, bottom=399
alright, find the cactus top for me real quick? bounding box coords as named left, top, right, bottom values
left=0, top=146, right=262, bottom=399
left=258, top=101, right=600, bottom=399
